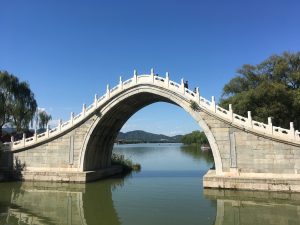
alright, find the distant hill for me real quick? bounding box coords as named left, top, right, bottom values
left=117, top=130, right=182, bottom=143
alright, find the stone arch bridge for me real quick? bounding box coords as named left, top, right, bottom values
left=3, top=70, right=300, bottom=192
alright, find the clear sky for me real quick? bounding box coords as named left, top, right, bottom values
left=1, top=0, right=300, bottom=135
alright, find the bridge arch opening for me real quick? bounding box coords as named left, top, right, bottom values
left=79, top=85, right=222, bottom=174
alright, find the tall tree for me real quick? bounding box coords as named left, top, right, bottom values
left=0, top=71, right=18, bottom=138
left=38, top=111, right=52, bottom=130
left=11, top=82, right=37, bottom=132
left=220, top=52, right=300, bottom=129
left=0, top=92, right=5, bottom=139
left=0, top=71, right=37, bottom=137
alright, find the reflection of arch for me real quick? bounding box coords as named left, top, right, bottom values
left=79, top=85, right=222, bottom=173
left=3, top=183, right=300, bottom=225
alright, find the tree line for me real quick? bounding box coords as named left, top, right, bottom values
left=181, top=131, right=209, bottom=145
left=0, top=71, right=52, bottom=143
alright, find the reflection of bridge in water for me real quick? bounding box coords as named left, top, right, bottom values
left=0, top=181, right=121, bottom=225
left=1, top=181, right=300, bottom=225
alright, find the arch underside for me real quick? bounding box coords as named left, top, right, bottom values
left=81, top=86, right=222, bottom=173
left=83, top=92, right=177, bottom=171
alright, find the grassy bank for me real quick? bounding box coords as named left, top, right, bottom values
left=111, top=153, right=141, bottom=174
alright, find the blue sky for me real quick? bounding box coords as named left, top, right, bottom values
left=1, top=0, right=300, bottom=135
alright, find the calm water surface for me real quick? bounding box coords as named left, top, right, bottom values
left=1, top=143, right=300, bottom=225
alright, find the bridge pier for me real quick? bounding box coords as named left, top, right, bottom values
left=15, top=166, right=123, bottom=183
left=204, top=170, right=300, bottom=192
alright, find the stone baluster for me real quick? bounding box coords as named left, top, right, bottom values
left=58, top=119, right=62, bottom=132
left=181, top=78, right=185, bottom=94
left=23, top=133, right=26, bottom=147
left=94, top=94, right=98, bottom=108
left=71, top=112, right=74, bottom=125
left=211, top=96, right=216, bottom=112
left=247, top=111, right=252, bottom=128
left=151, top=68, right=154, bottom=83
left=106, top=84, right=110, bottom=98
left=290, top=122, right=295, bottom=139
left=229, top=104, right=233, bottom=121
left=10, top=136, right=14, bottom=148
left=196, top=87, right=200, bottom=104
left=296, top=130, right=299, bottom=141
left=165, top=72, right=169, bottom=88
left=133, top=70, right=137, bottom=84
left=119, top=76, right=123, bottom=90
left=46, top=125, right=50, bottom=138
left=267, top=117, right=273, bottom=134
left=34, top=128, right=37, bottom=141
left=82, top=103, right=86, bottom=117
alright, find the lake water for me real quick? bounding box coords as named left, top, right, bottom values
left=1, top=143, right=300, bottom=225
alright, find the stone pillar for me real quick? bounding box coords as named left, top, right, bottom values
left=133, top=70, right=137, bottom=84
left=268, top=117, right=273, bottom=134
left=94, top=94, right=98, bottom=108
left=70, top=112, right=74, bottom=125
left=106, top=84, right=110, bottom=98
left=151, top=68, right=154, bottom=83
left=119, top=76, right=123, bottom=90
left=196, top=87, right=200, bottom=104
left=82, top=104, right=86, bottom=117
left=58, top=119, right=62, bottom=132
left=34, top=128, right=37, bottom=141
left=181, top=78, right=185, bottom=94
left=46, top=125, right=50, bottom=138
left=211, top=96, right=216, bottom=112
left=229, top=104, right=233, bottom=121
left=165, top=72, right=169, bottom=88
left=22, top=133, right=26, bottom=147
left=247, top=111, right=252, bottom=128
left=290, top=122, right=295, bottom=140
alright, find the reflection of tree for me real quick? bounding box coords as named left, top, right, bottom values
left=180, top=145, right=214, bottom=164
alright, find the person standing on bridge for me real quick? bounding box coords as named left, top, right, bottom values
left=184, top=81, right=189, bottom=89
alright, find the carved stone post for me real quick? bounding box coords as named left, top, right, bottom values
left=247, top=111, right=252, bottom=128
left=267, top=117, right=273, bottom=134
left=165, top=72, right=169, bottom=88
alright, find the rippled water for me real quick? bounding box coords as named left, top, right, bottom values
left=1, top=143, right=300, bottom=225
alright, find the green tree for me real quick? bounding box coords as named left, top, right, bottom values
left=0, top=92, right=5, bottom=139
left=0, top=71, right=37, bottom=136
left=0, top=72, right=17, bottom=138
left=11, top=82, right=37, bottom=132
left=220, top=52, right=300, bottom=129
left=38, top=111, right=52, bottom=129
left=181, top=131, right=209, bottom=145
left=0, top=142, right=3, bottom=161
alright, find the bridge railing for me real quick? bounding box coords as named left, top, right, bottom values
left=4, top=70, right=299, bottom=150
